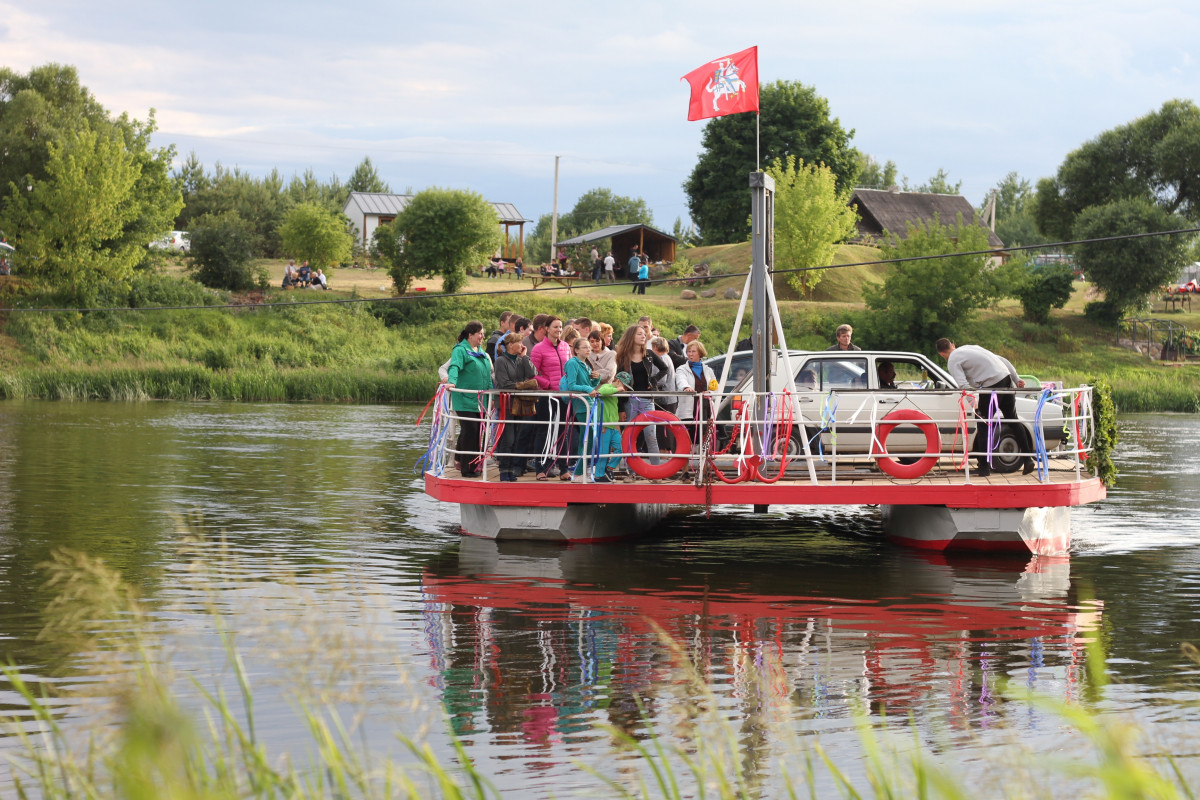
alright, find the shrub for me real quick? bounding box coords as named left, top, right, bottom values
left=1015, top=263, right=1074, bottom=323
left=188, top=212, right=266, bottom=291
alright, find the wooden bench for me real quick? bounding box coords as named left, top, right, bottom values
left=530, top=275, right=577, bottom=292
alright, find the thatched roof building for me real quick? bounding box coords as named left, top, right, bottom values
left=849, top=188, right=1004, bottom=249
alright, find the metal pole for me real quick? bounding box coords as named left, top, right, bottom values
left=550, top=155, right=560, bottom=263
left=749, top=171, right=774, bottom=455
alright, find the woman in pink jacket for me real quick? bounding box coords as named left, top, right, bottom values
left=530, top=317, right=574, bottom=479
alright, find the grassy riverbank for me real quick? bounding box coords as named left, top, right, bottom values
left=1, top=261, right=1198, bottom=411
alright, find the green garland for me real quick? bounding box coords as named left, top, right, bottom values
left=1087, top=377, right=1119, bottom=488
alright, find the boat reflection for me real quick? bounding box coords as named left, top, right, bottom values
left=421, top=536, right=1103, bottom=743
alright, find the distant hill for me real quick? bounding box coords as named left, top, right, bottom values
left=680, top=242, right=886, bottom=304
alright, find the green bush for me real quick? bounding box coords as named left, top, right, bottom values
left=188, top=212, right=266, bottom=291
left=1015, top=264, right=1074, bottom=323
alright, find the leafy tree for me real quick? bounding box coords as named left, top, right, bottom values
left=859, top=216, right=1004, bottom=352
left=672, top=216, right=700, bottom=247
left=0, top=63, right=110, bottom=196
left=684, top=80, right=859, bottom=244
left=524, top=187, right=653, bottom=265
left=856, top=153, right=898, bottom=189
left=1074, top=197, right=1188, bottom=321
left=766, top=155, right=858, bottom=297
left=0, top=64, right=181, bottom=304
left=187, top=211, right=264, bottom=291
left=905, top=167, right=962, bottom=195
left=0, top=125, right=178, bottom=306
left=279, top=202, right=353, bottom=268
left=983, top=171, right=1049, bottom=248
left=346, top=156, right=390, bottom=194
left=377, top=187, right=500, bottom=294
left=1035, top=100, right=1200, bottom=317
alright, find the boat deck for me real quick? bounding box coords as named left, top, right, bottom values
left=425, top=456, right=1105, bottom=509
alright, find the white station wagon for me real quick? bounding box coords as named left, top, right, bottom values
left=711, top=350, right=1066, bottom=474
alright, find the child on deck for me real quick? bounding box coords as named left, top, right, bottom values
left=572, top=371, right=628, bottom=483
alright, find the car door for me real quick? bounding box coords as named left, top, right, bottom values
left=873, top=356, right=973, bottom=457
left=789, top=356, right=871, bottom=454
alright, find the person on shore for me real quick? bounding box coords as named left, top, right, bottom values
left=514, top=256, right=524, bottom=279
left=531, top=316, right=573, bottom=480
left=445, top=321, right=493, bottom=477
left=591, top=246, right=602, bottom=282
left=935, top=338, right=1031, bottom=477
left=494, top=332, right=538, bottom=481
left=826, top=324, right=860, bottom=351
left=311, top=268, right=329, bottom=290
left=282, top=260, right=298, bottom=289
left=674, top=339, right=718, bottom=478
left=298, top=261, right=312, bottom=287
left=635, top=256, right=650, bottom=295
left=603, top=251, right=616, bottom=283
left=628, top=250, right=642, bottom=293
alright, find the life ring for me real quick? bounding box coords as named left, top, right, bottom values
left=622, top=410, right=691, bottom=479
left=871, top=408, right=940, bottom=479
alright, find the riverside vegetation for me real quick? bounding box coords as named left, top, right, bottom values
left=5, top=545, right=1199, bottom=799
left=0, top=256, right=1198, bottom=412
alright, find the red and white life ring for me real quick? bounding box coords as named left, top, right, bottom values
left=871, top=408, right=941, bottom=479
left=622, top=410, right=691, bottom=479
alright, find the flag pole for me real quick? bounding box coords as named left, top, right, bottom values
left=756, top=112, right=760, bottom=171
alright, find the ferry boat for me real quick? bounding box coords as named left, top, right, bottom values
left=421, top=173, right=1105, bottom=554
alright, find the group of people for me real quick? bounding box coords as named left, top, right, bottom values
left=443, top=312, right=716, bottom=483
left=282, top=259, right=329, bottom=290
left=484, top=256, right=523, bottom=279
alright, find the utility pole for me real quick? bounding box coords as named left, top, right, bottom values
left=549, top=156, right=560, bottom=263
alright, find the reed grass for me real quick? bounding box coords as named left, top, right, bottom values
left=4, top=547, right=1197, bottom=799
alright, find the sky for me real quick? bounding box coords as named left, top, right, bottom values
left=3, top=1, right=1199, bottom=243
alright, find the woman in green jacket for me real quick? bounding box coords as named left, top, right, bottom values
left=559, top=337, right=601, bottom=479
left=445, top=320, right=493, bottom=477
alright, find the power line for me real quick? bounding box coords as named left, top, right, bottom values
left=4, top=226, right=1197, bottom=314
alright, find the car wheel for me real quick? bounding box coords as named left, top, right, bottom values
left=764, top=427, right=811, bottom=459
left=990, top=425, right=1027, bottom=474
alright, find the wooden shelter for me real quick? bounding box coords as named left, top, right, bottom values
left=554, top=224, right=677, bottom=263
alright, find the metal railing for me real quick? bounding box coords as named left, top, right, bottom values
left=418, top=384, right=1097, bottom=486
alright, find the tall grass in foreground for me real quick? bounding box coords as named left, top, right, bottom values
left=4, top=546, right=1198, bottom=799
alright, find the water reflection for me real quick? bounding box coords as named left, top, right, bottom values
left=422, top=530, right=1103, bottom=747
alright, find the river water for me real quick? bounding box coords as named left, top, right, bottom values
left=0, top=401, right=1198, bottom=796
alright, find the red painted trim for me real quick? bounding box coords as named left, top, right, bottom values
left=425, top=473, right=1107, bottom=509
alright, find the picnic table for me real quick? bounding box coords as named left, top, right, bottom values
left=530, top=274, right=577, bottom=292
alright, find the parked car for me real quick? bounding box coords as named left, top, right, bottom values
left=149, top=231, right=190, bottom=252
left=713, top=350, right=1065, bottom=474
left=703, top=348, right=809, bottom=393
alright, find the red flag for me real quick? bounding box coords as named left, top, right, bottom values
left=681, top=47, right=759, bottom=121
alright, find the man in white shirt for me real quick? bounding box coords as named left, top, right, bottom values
left=603, top=251, right=616, bottom=283
left=935, top=338, right=1031, bottom=476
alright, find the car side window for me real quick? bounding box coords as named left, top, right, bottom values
left=891, top=360, right=930, bottom=389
